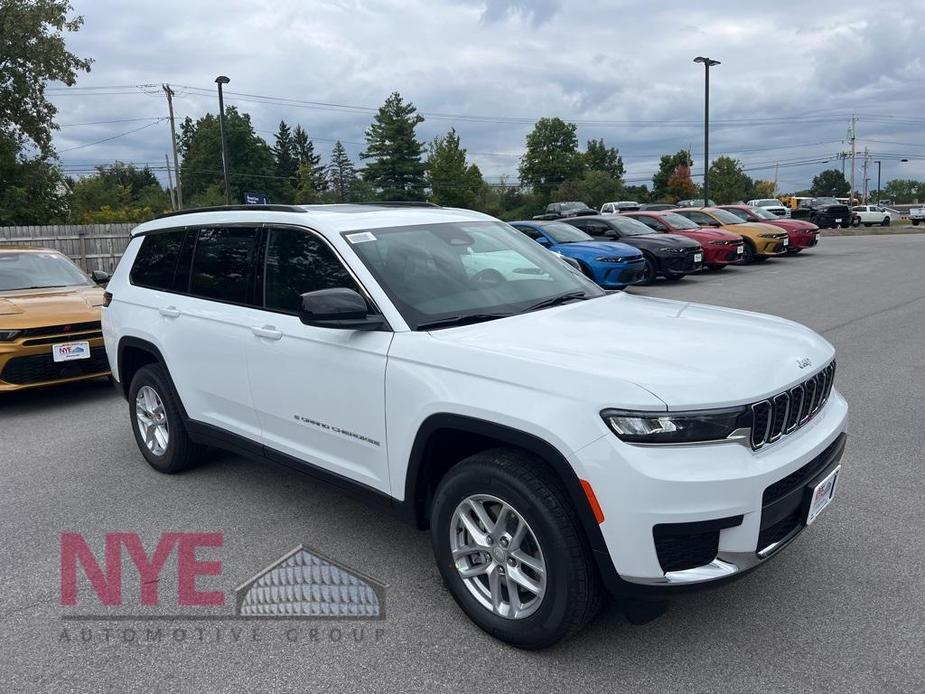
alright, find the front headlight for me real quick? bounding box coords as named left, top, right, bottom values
left=657, top=247, right=685, bottom=253
left=594, top=256, right=628, bottom=263
left=601, top=407, right=747, bottom=444
left=0, top=330, right=22, bottom=341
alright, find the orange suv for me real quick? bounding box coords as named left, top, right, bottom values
left=0, top=248, right=110, bottom=392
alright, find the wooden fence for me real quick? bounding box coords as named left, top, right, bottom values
left=0, top=224, right=134, bottom=272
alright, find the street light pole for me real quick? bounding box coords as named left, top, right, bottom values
left=874, top=160, right=881, bottom=203
left=693, top=56, right=720, bottom=206
left=215, top=75, right=232, bottom=205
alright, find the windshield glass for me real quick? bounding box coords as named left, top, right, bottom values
left=344, top=221, right=603, bottom=330
left=0, top=251, right=91, bottom=291
left=607, top=216, right=656, bottom=236
left=710, top=209, right=747, bottom=225
left=541, top=222, right=593, bottom=244
left=723, top=207, right=752, bottom=221
left=750, top=206, right=779, bottom=220
left=658, top=213, right=701, bottom=230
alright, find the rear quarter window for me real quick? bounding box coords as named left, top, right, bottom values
left=130, top=231, right=186, bottom=290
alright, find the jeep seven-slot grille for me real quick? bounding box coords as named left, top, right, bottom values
left=750, top=361, right=836, bottom=449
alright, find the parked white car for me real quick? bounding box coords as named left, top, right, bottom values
left=746, top=198, right=790, bottom=217
left=103, top=203, right=848, bottom=649
left=908, top=206, right=924, bottom=226
left=600, top=201, right=641, bottom=214
left=851, top=205, right=891, bottom=227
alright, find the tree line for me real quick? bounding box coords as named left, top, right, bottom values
left=1, top=2, right=922, bottom=227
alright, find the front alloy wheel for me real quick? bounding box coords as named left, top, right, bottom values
left=450, top=494, right=547, bottom=619
left=135, top=385, right=169, bottom=456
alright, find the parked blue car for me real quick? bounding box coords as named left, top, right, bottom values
left=508, top=220, right=645, bottom=289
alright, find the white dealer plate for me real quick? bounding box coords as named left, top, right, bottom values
left=783, top=238, right=789, bottom=246
left=737, top=246, right=744, bottom=254
left=806, top=465, right=840, bottom=525
left=52, top=341, right=91, bottom=362
left=835, top=218, right=842, bottom=223
left=694, top=253, right=702, bottom=262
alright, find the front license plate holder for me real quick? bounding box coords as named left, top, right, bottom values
left=805, top=465, right=840, bottom=525
left=52, top=341, right=91, bottom=362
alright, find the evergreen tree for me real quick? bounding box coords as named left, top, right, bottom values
left=426, top=128, right=484, bottom=208
left=584, top=138, right=624, bottom=181
left=326, top=141, right=357, bottom=202
left=360, top=92, right=427, bottom=200
left=292, top=125, right=325, bottom=191
left=273, top=120, right=298, bottom=182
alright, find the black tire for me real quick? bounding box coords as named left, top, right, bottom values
left=881, top=217, right=890, bottom=227
left=754, top=255, right=769, bottom=263
left=741, top=241, right=756, bottom=264
left=639, top=257, right=657, bottom=285
left=430, top=448, right=603, bottom=649
left=863, top=222, right=872, bottom=227
left=128, top=364, right=203, bottom=473
left=663, top=272, right=686, bottom=281
left=913, top=220, right=920, bottom=226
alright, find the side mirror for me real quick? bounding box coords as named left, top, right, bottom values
left=91, top=270, right=110, bottom=285
left=298, top=288, right=385, bottom=331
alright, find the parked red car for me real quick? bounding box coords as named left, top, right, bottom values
left=623, top=210, right=744, bottom=270
left=718, top=205, right=820, bottom=254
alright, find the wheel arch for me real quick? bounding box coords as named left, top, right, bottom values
left=116, top=337, right=189, bottom=419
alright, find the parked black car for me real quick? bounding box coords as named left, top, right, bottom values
left=560, top=214, right=703, bottom=284
left=533, top=201, right=597, bottom=220
left=790, top=197, right=851, bottom=228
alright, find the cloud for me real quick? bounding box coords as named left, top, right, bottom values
left=470, top=0, right=562, bottom=25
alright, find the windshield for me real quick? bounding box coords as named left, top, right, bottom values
left=541, top=222, right=593, bottom=244
left=723, top=208, right=752, bottom=221
left=0, top=251, right=91, bottom=291
left=344, top=221, right=603, bottom=330
left=607, top=216, right=656, bottom=236
left=709, top=209, right=747, bottom=225
left=658, top=213, right=701, bottom=230
left=749, top=206, right=779, bottom=220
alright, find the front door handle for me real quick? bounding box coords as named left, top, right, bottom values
left=158, top=306, right=181, bottom=318
left=251, top=325, right=283, bottom=341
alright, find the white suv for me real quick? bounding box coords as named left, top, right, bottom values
left=103, top=203, right=848, bottom=649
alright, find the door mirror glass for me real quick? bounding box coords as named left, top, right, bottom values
left=90, top=269, right=110, bottom=285
left=299, top=288, right=384, bottom=331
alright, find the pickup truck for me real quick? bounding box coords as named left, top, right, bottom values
left=790, top=197, right=852, bottom=228
left=910, top=206, right=925, bottom=226
left=533, top=201, right=597, bottom=220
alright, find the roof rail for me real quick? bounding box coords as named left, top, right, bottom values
left=351, top=201, right=441, bottom=208
left=154, top=204, right=307, bottom=220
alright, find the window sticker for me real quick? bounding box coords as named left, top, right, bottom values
left=346, top=232, right=377, bottom=244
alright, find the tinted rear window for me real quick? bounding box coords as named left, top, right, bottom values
left=189, top=227, right=259, bottom=304
left=130, top=231, right=186, bottom=290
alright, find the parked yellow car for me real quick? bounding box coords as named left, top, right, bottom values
left=670, top=207, right=789, bottom=263
left=0, top=247, right=110, bottom=392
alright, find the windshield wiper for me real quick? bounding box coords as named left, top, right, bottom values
left=416, top=313, right=512, bottom=330
left=522, top=290, right=589, bottom=313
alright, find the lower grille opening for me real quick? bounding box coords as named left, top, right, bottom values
left=0, top=345, right=110, bottom=385
left=653, top=515, right=743, bottom=573
left=757, top=511, right=800, bottom=551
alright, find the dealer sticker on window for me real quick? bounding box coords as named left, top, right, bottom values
left=346, top=232, right=377, bottom=244
left=52, top=341, right=91, bottom=362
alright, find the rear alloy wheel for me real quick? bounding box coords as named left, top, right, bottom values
left=431, top=448, right=602, bottom=649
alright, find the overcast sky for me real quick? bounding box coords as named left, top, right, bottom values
left=49, top=0, right=924, bottom=194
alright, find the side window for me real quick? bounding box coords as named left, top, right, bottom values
left=582, top=221, right=612, bottom=237
left=189, top=227, right=259, bottom=304
left=130, top=230, right=186, bottom=290
left=683, top=211, right=711, bottom=225
left=511, top=224, right=541, bottom=241
left=568, top=219, right=591, bottom=233
left=636, top=216, right=663, bottom=231
left=264, top=228, right=357, bottom=314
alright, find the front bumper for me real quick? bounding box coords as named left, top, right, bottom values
left=757, top=237, right=789, bottom=256
left=789, top=231, right=819, bottom=250
left=576, top=389, right=848, bottom=589
left=703, top=243, right=744, bottom=266
left=593, top=258, right=646, bottom=289
left=655, top=251, right=703, bottom=275
left=0, top=333, right=109, bottom=392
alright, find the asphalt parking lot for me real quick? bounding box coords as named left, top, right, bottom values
left=2, top=234, right=924, bottom=693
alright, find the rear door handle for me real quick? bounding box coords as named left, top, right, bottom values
left=158, top=306, right=181, bottom=318
left=251, top=325, right=282, bottom=341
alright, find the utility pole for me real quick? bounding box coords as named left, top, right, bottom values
left=861, top=147, right=869, bottom=203
left=849, top=114, right=857, bottom=204
left=164, top=153, right=177, bottom=210
left=773, top=161, right=780, bottom=193
left=162, top=84, right=183, bottom=209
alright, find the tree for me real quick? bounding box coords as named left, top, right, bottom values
left=67, top=162, right=170, bottom=222
left=0, top=129, right=68, bottom=224
left=426, top=128, right=484, bottom=208
left=0, top=1, right=92, bottom=155
left=292, top=125, right=325, bottom=192
left=361, top=92, right=427, bottom=200
left=752, top=180, right=777, bottom=199
left=652, top=150, right=694, bottom=201
left=623, top=184, right=650, bottom=203
left=178, top=107, right=278, bottom=204
left=810, top=169, right=850, bottom=197
left=666, top=163, right=698, bottom=201
left=707, top=156, right=754, bottom=204
left=881, top=178, right=922, bottom=204
left=326, top=141, right=357, bottom=202
left=272, top=121, right=298, bottom=182
left=584, top=138, right=624, bottom=181
left=554, top=170, right=624, bottom=211
left=518, top=117, right=584, bottom=199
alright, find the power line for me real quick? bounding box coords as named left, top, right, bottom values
left=56, top=120, right=166, bottom=153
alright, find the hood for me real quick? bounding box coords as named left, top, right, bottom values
left=670, top=228, right=741, bottom=242
left=0, top=286, right=104, bottom=329
left=725, top=222, right=787, bottom=238
left=551, top=240, right=641, bottom=258
left=766, top=219, right=817, bottom=232
left=428, top=293, right=834, bottom=409
left=626, top=233, right=700, bottom=250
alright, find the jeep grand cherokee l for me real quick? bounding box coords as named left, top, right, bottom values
left=103, top=204, right=848, bottom=649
